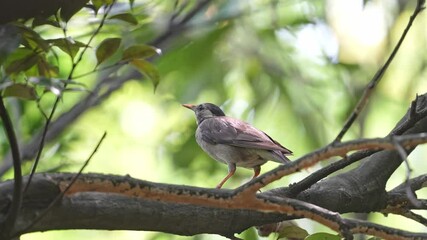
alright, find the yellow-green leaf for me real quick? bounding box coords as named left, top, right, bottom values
left=3, top=84, right=37, bottom=100
left=122, top=45, right=161, bottom=61
left=305, top=232, right=341, bottom=240
left=60, top=0, right=90, bottom=22
left=109, top=13, right=138, bottom=25
left=277, top=225, right=309, bottom=239
left=48, top=38, right=87, bottom=59
left=6, top=53, right=39, bottom=74
left=17, top=24, right=50, bottom=52
left=38, top=58, right=59, bottom=77
left=130, top=59, right=160, bottom=90
left=92, top=0, right=114, bottom=12
left=96, top=38, right=121, bottom=66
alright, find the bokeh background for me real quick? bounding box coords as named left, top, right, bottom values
left=1, top=0, right=426, bottom=239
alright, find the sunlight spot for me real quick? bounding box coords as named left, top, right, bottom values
left=327, top=0, right=388, bottom=63
left=120, top=101, right=158, bottom=139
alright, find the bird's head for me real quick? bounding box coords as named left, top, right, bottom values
left=182, top=103, right=225, bottom=124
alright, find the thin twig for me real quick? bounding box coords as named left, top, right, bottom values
left=286, top=149, right=374, bottom=197
left=237, top=133, right=427, bottom=194
left=23, top=2, right=116, bottom=194
left=150, top=0, right=212, bottom=45
left=0, top=97, right=22, bottom=239
left=400, top=174, right=427, bottom=192
left=72, top=61, right=126, bottom=79
left=13, top=132, right=107, bottom=237
left=0, top=0, right=212, bottom=178
left=400, top=210, right=427, bottom=226
left=392, top=137, right=420, bottom=207
left=169, top=0, right=189, bottom=26
left=288, top=92, right=427, bottom=197
left=333, top=0, right=425, bottom=143
left=0, top=70, right=139, bottom=177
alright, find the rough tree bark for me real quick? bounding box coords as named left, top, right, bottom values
left=0, top=93, right=426, bottom=239
left=0, top=1, right=426, bottom=239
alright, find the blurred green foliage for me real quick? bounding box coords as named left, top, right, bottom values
left=0, top=0, right=426, bottom=239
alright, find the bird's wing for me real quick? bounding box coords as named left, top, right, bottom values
left=199, top=117, right=292, bottom=154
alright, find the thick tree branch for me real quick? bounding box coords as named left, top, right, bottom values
left=16, top=132, right=107, bottom=235
left=2, top=91, right=427, bottom=238
left=0, top=173, right=425, bottom=240
left=238, top=132, right=427, bottom=195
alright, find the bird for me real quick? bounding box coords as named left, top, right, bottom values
left=182, top=103, right=292, bottom=189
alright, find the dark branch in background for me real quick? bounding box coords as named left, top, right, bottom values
left=150, top=0, right=212, bottom=46
left=257, top=93, right=427, bottom=216
left=23, top=2, right=115, bottom=193
left=235, top=92, right=427, bottom=195
left=392, top=174, right=427, bottom=193
left=333, top=0, right=425, bottom=143
left=298, top=130, right=427, bottom=215
left=400, top=211, right=427, bottom=227
left=0, top=70, right=139, bottom=176
left=385, top=185, right=427, bottom=226
left=387, top=174, right=427, bottom=221
left=284, top=8, right=427, bottom=197
left=0, top=0, right=425, bottom=238
left=392, top=137, right=419, bottom=207
left=0, top=0, right=213, bottom=178
left=1, top=93, right=427, bottom=238
left=0, top=97, right=22, bottom=239
left=13, top=132, right=107, bottom=237
left=237, top=129, right=427, bottom=195
left=286, top=97, right=427, bottom=197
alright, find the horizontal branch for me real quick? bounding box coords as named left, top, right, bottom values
left=238, top=133, right=427, bottom=194
left=0, top=173, right=426, bottom=240
left=285, top=93, right=427, bottom=197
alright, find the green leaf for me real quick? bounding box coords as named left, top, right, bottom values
left=277, top=225, right=309, bottom=239
left=29, top=77, right=65, bottom=96
left=305, top=232, right=341, bottom=240
left=16, top=24, right=50, bottom=52
left=91, top=0, right=114, bottom=13
left=122, top=45, right=161, bottom=61
left=6, top=54, right=39, bottom=74
left=130, top=59, right=160, bottom=90
left=0, top=24, right=21, bottom=65
left=32, top=16, right=61, bottom=28
left=48, top=38, right=87, bottom=59
left=96, top=38, right=121, bottom=66
left=3, top=84, right=37, bottom=100
left=29, top=77, right=86, bottom=96
left=257, top=221, right=309, bottom=239
left=109, top=13, right=138, bottom=25
left=60, top=0, right=90, bottom=22
left=37, top=57, right=59, bottom=77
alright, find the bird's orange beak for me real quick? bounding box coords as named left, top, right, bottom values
left=182, top=104, right=196, bottom=110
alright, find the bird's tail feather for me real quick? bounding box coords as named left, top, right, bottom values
left=271, top=150, right=291, bottom=164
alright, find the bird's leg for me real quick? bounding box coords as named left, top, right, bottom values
left=216, top=163, right=236, bottom=189
left=252, top=165, right=261, bottom=179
